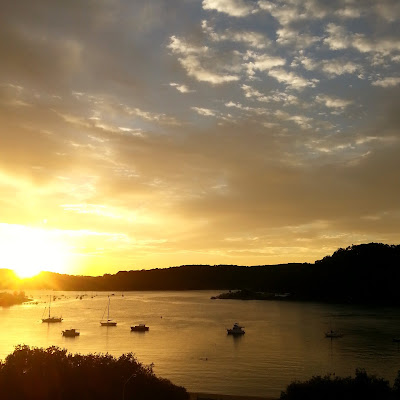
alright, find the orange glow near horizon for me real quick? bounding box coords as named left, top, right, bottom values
left=0, top=224, right=71, bottom=278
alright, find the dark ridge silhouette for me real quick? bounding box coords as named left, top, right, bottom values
left=0, top=345, right=188, bottom=400
left=2, top=243, right=400, bottom=305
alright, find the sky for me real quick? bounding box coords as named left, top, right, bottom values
left=0, top=0, right=400, bottom=277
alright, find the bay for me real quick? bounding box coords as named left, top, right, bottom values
left=1, top=290, right=400, bottom=398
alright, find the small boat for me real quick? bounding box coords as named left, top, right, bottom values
left=227, top=322, right=245, bottom=335
left=131, top=324, right=149, bottom=332
left=100, top=296, right=117, bottom=326
left=62, top=328, right=80, bottom=337
left=42, top=295, right=62, bottom=323
left=393, top=338, right=400, bottom=343
left=325, top=330, right=343, bottom=338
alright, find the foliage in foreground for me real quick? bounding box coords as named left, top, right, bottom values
left=0, top=345, right=188, bottom=400
left=280, top=369, right=400, bottom=400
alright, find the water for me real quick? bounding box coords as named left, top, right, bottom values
left=1, top=290, right=400, bottom=398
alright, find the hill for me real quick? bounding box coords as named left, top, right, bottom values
left=3, top=243, right=400, bottom=305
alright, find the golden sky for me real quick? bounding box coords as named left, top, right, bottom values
left=1, top=0, right=400, bottom=277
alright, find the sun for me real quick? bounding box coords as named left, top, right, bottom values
left=0, top=225, right=70, bottom=278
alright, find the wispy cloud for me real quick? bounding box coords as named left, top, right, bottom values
left=203, top=0, right=257, bottom=17
left=244, top=51, right=286, bottom=77
left=324, top=23, right=400, bottom=56
left=168, top=36, right=240, bottom=84
left=202, top=20, right=270, bottom=49
left=268, top=68, right=318, bottom=90
left=316, top=95, right=353, bottom=109
left=371, top=77, right=400, bottom=87
left=170, top=82, right=195, bottom=93
left=192, top=107, right=218, bottom=116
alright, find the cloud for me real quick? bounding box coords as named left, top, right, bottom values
left=293, top=55, right=362, bottom=78
left=323, top=23, right=351, bottom=50
left=375, top=0, right=400, bottom=22
left=244, top=51, right=286, bottom=77
left=241, top=84, right=264, bottom=99
left=241, top=84, right=298, bottom=105
left=275, top=110, right=313, bottom=130
left=316, top=95, right=353, bottom=109
left=178, top=55, right=240, bottom=84
left=202, top=20, right=270, bottom=49
left=268, top=68, right=318, bottom=90
left=202, top=0, right=256, bottom=17
left=168, top=36, right=240, bottom=84
left=321, top=59, right=361, bottom=77
left=335, top=6, right=362, bottom=19
left=324, top=23, right=400, bottom=56
left=191, top=107, right=218, bottom=116
left=170, top=83, right=195, bottom=93
left=258, top=0, right=329, bottom=25
left=276, top=27, right=320, bottom=49
left=224, top=101, right=271, bottom=116
left=168, top=35, right=209, bottom=56
left=371, top=77, right=400, bottom=88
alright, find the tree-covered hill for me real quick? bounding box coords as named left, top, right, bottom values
left=3, top=243, right=400, bottom=305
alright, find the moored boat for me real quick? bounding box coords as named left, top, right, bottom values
left=100, top=296, right=117, bottom=326
left=325, top=330, right=343, bottom=338
left=227, top=322, right=245, bottom=335
left=42, top=295, right=62, bottom=323
left=62, top=328, right=80, bottom=337
left=131, top=324, right=149, bottom=332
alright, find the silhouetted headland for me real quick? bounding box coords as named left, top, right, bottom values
left=0, top=291, right=31, bottom=307
left=2, top=243, right=400, bottom=305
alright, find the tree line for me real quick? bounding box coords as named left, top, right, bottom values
left=2, top=243, right=400, bottom=305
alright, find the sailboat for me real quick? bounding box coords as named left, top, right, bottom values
left=100, top=296, right=117, bottom=326
left=42, top=295, right=63, bottom=323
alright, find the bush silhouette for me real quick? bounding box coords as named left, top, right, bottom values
left=280, top=369, right=397, bottom=400
left=0, top=345, right=188, bottom=400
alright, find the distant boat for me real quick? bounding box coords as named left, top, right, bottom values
left=227, top=322, right=245, bottom=335
left=100, top=296, right=117, bottom=326
left=62, top=328, right=80, bottom=337
left=131, top=324, right=149, bottom=332
left=393, top=338, right=400, bottom=343
left=42, top=295, right=62, bottom=323
left=325, top=330, right=343, bottom=338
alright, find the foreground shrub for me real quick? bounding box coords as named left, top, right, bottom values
left=0, top=345, right=188, bottom=400
left=280, top=369, right=397, bottom=400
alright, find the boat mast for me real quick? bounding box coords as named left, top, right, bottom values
left=48, top=295, right=51, bottom=318
left=107, top=296, right=110, bottom=321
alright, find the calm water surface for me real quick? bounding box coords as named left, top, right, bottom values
left=1, top=290, right=400, bottom=398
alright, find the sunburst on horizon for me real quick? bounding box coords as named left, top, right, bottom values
left=0, top=224, right=71, bottom=279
